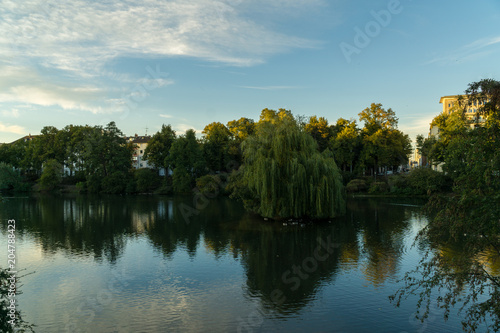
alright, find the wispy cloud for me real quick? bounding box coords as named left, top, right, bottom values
left=175, top=123, right=203, bottom=135
left=399, top=114, right=435, bottom=139
left=159, top=114, right=174, bottom=119
left=0, top=65, right=116, bottom=114
left=239, top=85, right=302, bottom=90
left=0, top=122, right=26, bottom=135
left=0, top=0, right=322, bottom=116
left=1, top=108, right=20, bottom=118
left=424, top=35, right=500, bottom=66
left=1, top=0, right=321, bottom=72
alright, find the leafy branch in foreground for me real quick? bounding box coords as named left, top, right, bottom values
left=390, top=194, right=500, bottom=332
left=391, top=79, right=500, bottom=332
left=0, top=268, right=35, bottom=332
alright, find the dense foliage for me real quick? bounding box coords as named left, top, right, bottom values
left=1, top=102, right=413, bottom=195
left=230, top=110, right=345, bottom=220
left=392, top=79, right=500, bottom=332
left=0, top=268, right=33, bottom=332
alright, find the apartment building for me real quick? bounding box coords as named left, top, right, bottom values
left=125, top=134, right=152, bottom=169
left=439, top=95, right=488, bottom=128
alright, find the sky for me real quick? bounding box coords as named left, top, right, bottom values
left=1, top=0, right=499, bottom=144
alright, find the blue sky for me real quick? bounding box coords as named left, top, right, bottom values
left=1, top=0, right=499, bottom=144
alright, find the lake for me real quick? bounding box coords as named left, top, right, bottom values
left=0, top=194, right=481, bottom=332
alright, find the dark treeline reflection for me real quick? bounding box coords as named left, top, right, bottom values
left=0, top=195, right=426, bottom=313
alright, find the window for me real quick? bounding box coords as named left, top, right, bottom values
left=140, top=150, right=143, bottom=154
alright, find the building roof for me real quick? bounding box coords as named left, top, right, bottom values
left=9, top=134, right=39, bottom=144
left=125, top=135, right=151, bottom=144
left=439, top=95, right=459, bottom=103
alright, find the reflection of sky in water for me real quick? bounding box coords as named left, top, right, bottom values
left=0, top=196, right=484, bottom=332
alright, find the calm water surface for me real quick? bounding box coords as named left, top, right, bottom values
left=0, top=194, right=478, bottom=332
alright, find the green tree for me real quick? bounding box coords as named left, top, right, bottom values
left=81, top=122, right=133, bottom=193
left=143, top=124, right=176, bottom=171
left=62, top=125, right=95, bottom=178
left=231, top=111, right=345, bottom=219
left=304, top=116, right=331, bottom=151
left=134, top=168, right=160, bottom=193
left=172, top=167, right=193, bottom=193
left=0, top=268, right=34, bottom=332
left=331, top=119, right=361, bottom=172
left=0, top=163, right=23, bottom=191
left=359, top=103, right=398, bottom=132
left=358, top=103, right=411, bottom=177
left=227, top=117, right=255, bottom=142
left=168, top=129, right=205, bottom=193
left=226, top=117, right=256, bottom=165
left=38, top=159, right=62, bottom=191
left=202, top=122, right=231, bottom=172
left=392, top=79, right=500, bottom=332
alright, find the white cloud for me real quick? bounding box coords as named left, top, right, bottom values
left=159, top=114, right=174, bottom=119
left=424, top=35, right=500, bottom=66
left=0, top=65, right=115, bottom=114
left=0, top=122, right=26, bottom=135
left=239, top=85, right=301, bottom=90
left=1, top=0, right=321, bottom=73
left=175, top=123, right=203, bottom=134
left=399, top=114, right=435, bottom=140
left=0, top=0, right=322, bottom=116
left=1, top=108, right=20, bottom=118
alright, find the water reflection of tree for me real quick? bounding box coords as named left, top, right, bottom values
left=237, top=221, right=345, bottom=314
left=144, top=196, right=422, bottom=314
left=0, top=195, right=424, bottom=317
left=344, top=198, right=416, bottom=287
left=0, top=194, right=146, bottom=263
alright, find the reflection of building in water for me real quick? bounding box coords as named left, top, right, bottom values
left=63, top=199, right=84, bottom=230
left=156, top=200, right=174, bottom=219
left=131, top=211, right=156, bottom=233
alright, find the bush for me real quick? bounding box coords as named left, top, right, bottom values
left=346, top=179, right=367, bottom=193
left=86, top=173, right=102, bottom=193
left=172, top=167, right=193, bottom=193
left=0, top=163, right=23, bottom=191
left=101, top=171, right=130, bottom=194
left=368, top=181, right=389, bottom=193
left=155, top=177, right=173, bottom=195
left=388, top=174, right=409, bottom=194
left=134, top=168, right=160, bottom=193
left=340, top=171, right=357, bottom=186
left=38, top=159, right=62, bottom=191
left=406, top=167, right=451, bottom=195
left=196, top=174, right=228, bottom=197
left=76, top=181, right=87, bottom=193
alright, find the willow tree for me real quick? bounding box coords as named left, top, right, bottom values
left=233, top=111, right=345, bottom=220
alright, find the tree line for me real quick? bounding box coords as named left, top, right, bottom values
left=0, top=102, right=412, bottom=196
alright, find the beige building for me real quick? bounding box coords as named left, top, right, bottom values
left=439, top=95, right=488, bottom=128
left=125, top=135, right=152, bottom=169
